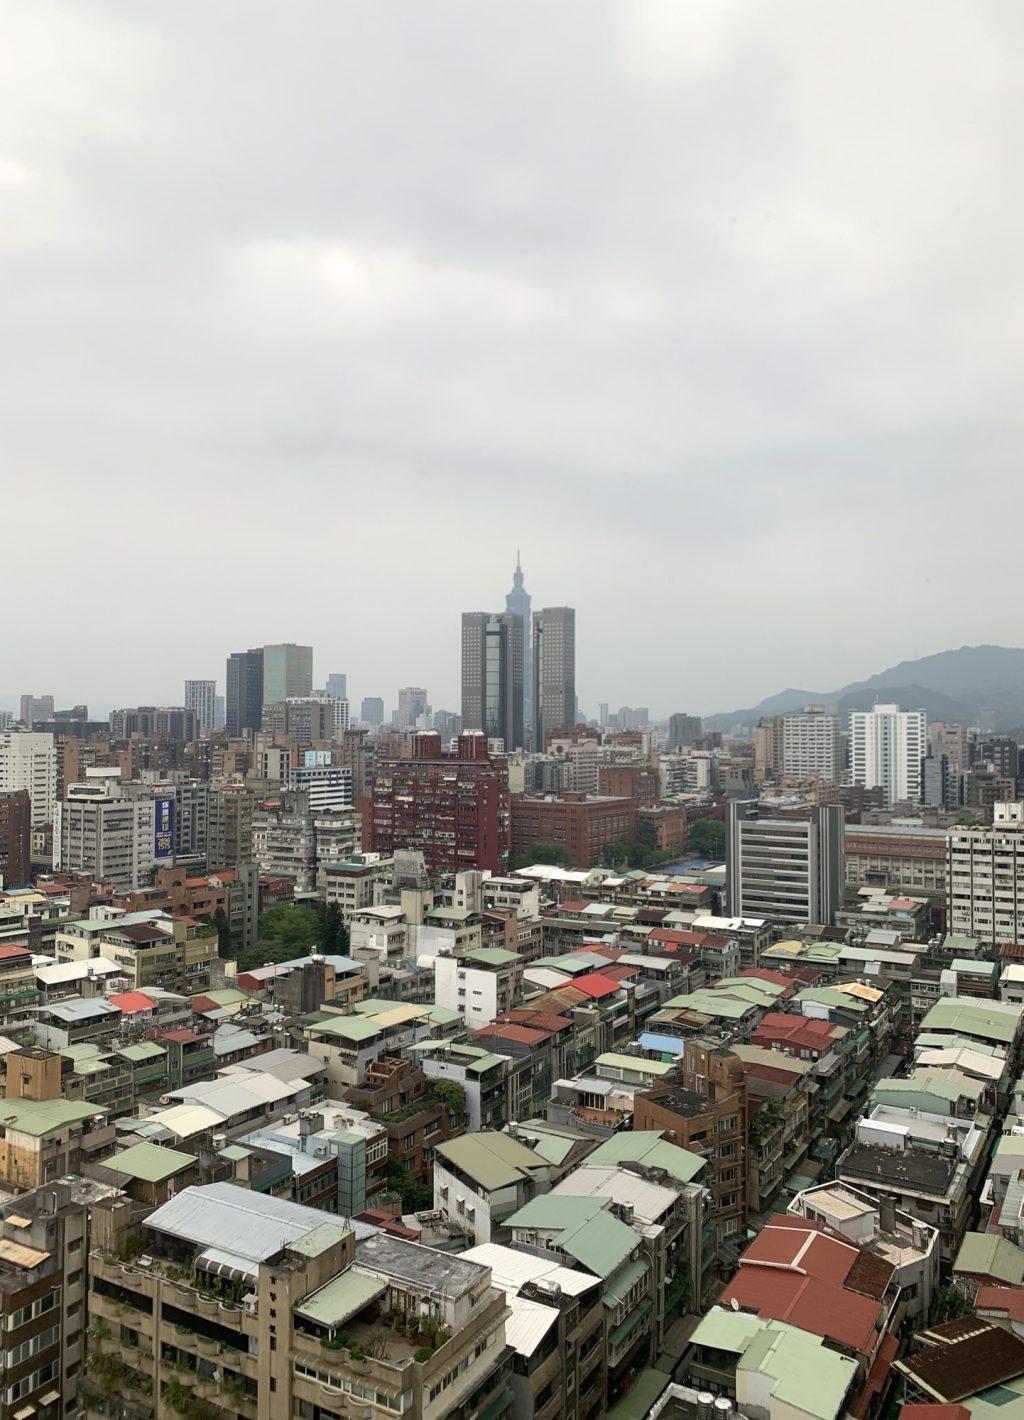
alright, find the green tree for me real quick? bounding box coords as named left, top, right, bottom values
left=387, top=1160, right=433, bottom=1212
left=235, top=903, right=323, bottom=971
left=315, top=900, right=348, bottom=955
left=210, top=906, right=232, bottom=958
left=689, top=818, right=726, bottom=858
left=433, top=1080, right=466, bottom=1120
left=934, top=1286, right=972, bottom=1323
left=509, top=841, right=573, bottom=871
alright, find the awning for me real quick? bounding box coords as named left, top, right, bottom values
left=603, top=1257, right=648, bottom=1308
left=610, top=1296, right=653, bottom=1349
left=827, top=1098, right=855, bottom=1123
left=196, top=1247, right=258, bottom=1284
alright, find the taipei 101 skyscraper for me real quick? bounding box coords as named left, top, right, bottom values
left=505, top=552, right=532, bottom=735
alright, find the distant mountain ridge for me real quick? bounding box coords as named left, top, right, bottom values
left=704, top=645, right=1024, bottom=732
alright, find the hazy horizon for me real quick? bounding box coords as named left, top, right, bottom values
left=5, top=2, right=1024, bottom=715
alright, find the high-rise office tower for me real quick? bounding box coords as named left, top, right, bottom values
left=461, top=612, right=525, bottom=751
left=184, top=679, right=217, bottom=734
left=18, top=695, right=54, bottom=729
left=727, top=799, right=845, bottom=924
left=668, top=713, right=703, bottom=751
left=397, top=687, right=429, bottom=730
left=226, top=648, right=265, bottom=738
left=326, top=673, right=347, bottom=700
left=849, top=703, right=927, bottom=806
left=505, top=552, right=532, bottom=735
left=360, top=697, right=385, bottom=727
left=532, top=607, right=575, bottom=751
left=262, top=644, right=313, bottom=705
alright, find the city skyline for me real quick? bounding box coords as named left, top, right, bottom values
left=5, top=4, right=1024, bottom=713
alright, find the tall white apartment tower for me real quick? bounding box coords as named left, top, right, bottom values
left=849, top=703, right=927, bottom=806
left=782, top=707, right=843, bottom=780
left=184, top=679, right=217, bottom=734
left=0, top=731, right=57, bottom=828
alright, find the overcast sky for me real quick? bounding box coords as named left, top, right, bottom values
left=3, top=2, right=1023, bottom=719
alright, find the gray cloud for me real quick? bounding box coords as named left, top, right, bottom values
left=3, top=0, right=1024, bottom=717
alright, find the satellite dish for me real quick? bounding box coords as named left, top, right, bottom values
left=730, top=1297, right=739, bottom=1311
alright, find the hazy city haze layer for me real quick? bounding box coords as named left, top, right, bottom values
left=3, top=1, right=1024, bottom=714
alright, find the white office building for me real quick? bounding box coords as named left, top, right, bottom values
left=290, top=763, right=354, bottom=813
left=0, top=731, right=57, bottom=828
left=727, top=800, right=845, bottom=925
left=782, top=708, right=843, bottom=780
left=849, top=703, right=927, bottom=806
left=184, top=679, right=217, bottom=734
left=54, top=780, right=156, bottom=888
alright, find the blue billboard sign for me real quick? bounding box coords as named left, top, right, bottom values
left=154, top=796, right=175, bottom=859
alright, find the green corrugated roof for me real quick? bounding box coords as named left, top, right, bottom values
left=298, top=1272, right=389, bottom=1323
left=602, top=1256, right=648, bottom=1306
left=464, top=947, right=520, bottom=966
left=505, top=1196, right=638, bottom=1278
left=218, top=1144, right=252, bottom=1162
left=107, top=1142, right=195, bottom=1183
left=290, top=1222, right=351, bottom=1258
left=0, top=1098, right=106, bottom=1136
left=436, top=1133, right=547, bottom=1190
left=585, top=1131, right=705, bottom=1184
left=795, top=987, right=869, bottom=1013
left=921, top=999, right=1022, bottom=1045
left=607, top=1366, right=669, bottom=1420
left=306, top=1015, right=382, bottom=1041
left=955, top=1232, right=1024, bottom=1286
left=117, top=1041, right=166, bottom=1062
left=690, top=1311, right=857, bottom=1420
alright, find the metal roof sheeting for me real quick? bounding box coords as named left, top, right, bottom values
left=295, top=1268, right=386, bottom=1327
left=146, top=1182, right=355, bottom=1263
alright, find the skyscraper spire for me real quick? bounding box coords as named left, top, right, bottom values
left=506, top=553, right=531, bottom=730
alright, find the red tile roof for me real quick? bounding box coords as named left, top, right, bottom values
left=503, top=1010, right=574, bottom=1033
left=899, top=1408, right=971, bottom=1420
left=0, top=945, right=31, bottom=961
left=597, top=965, right=638, bottom=982
left=751, top=1012, right=841, bottom=1053
left=474, top=1024, right=549, bottom=1047
left=721, top=1219, right=893, bottom=1357
left=158, top=1028, right=200, bottom=1044
left=569, top=972, right=623, bottom=999
left=189, top=996, right=217, bottom=1014
left=975, top=1287, right=1024, bottom=1323
left=107, top=991, right=158, bottom=1015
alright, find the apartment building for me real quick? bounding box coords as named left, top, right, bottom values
left=509, top=792, right=636, bottom=869
left=87, top=1182, right=513, bottom=1420
left=633, top=1038, right=748, bottom=1254
left=0, top=790, right=31, bottom=889
left=948, top=803, right=1024, bottom=945
left=54, top=780, right=156, bottom=889
left=0, top=732, right=57, bottom=829
left=434, top=948, right=523, bottom=1030
left=369, top=732, right=510, bottom=876
left=54, top=910, right=217, bottom=994
left=849, top=704, right=928, bottom=806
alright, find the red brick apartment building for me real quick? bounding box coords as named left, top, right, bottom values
left=509, top=791, right=637, bottom=867
left=368, top=730, right=509, bottom=875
